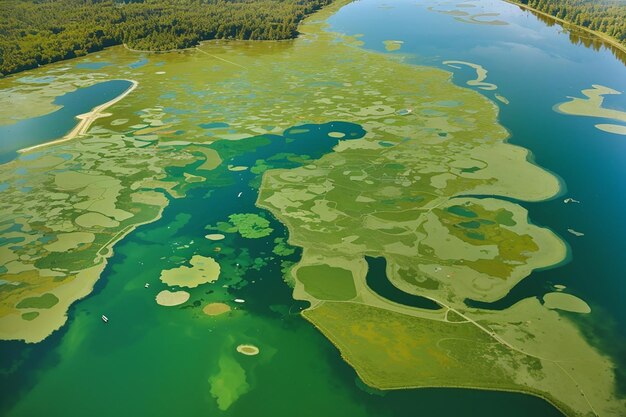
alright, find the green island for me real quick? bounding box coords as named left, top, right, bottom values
left=1, top=0, right=625, bottom=416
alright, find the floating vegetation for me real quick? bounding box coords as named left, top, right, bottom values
left=155, top=290, right=190, bottom=306
left=236, top=344, right=260, bottom=356
left=428, top=3, right=508, bottom=26
left=383, top=40, right=404, bottom=51
left=555, top=84, right=626, bottom=136
left=595, top=123, right=626, bottom=135
left=227, top=165, right=248, bottom=171
left=443, top=60, right=498, bottom=91
left=160, top=255, right=221, bottom=288
left=228, top=213, right=273, bottom=239
left=272, top=237, right=295, bottom=257
left=203, top=302, right=231, bottom=316
left=457, top=13, right=507, bottom=26
left=183, top=172, right=205, bottom=183
left=567, top=228, right=585, bottom=237
left=494, top=94, right=509, bottom=105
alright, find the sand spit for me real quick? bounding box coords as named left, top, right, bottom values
left=18, top=79, right=138, bottom=154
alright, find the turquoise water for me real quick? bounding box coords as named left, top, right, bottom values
left=0, top=80, right=132, bottom=163
left=329, top=0, right=626, bottom=371
left=2, top=0, right=626, bottom=415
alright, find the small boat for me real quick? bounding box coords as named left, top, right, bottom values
left=234, top=299, right=245, bottom=303
left=101, top=315, right=109, bottom=323
left=145, top=283, right=150, bottom=288
left=237, top=192, right=243, bottom=198
left=563, top=197, right=580, bottom=204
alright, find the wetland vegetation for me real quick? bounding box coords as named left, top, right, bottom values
left=1, top=0, right=625, bottom=416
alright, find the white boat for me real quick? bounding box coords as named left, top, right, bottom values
left=101, top=315, right=109, bottom=323
left=564, top=197, right=580, bottom=204
left=237, top=192, right=243, bottom=198
left=144, top=283, right=149, bottom=288
left=234, top=298, right=245, bottom=303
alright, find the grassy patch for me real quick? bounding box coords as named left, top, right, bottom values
left=297, top=264, right=356, bottom=301
left=16, top=293, right=59, bottom=309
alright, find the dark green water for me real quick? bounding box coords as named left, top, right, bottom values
left=365, top=256, right=441, bottom=310
left=0, top=80, right=132, bottom=164
left=0, top=122, right=561, bottom=416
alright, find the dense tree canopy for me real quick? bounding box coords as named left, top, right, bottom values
left=511, top=0, right=626, bottom=47
left=2, top=0, right=625, bottom=76
left=0, top=0, right=332, bottom=76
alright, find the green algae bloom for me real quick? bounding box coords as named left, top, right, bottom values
left=228, top=213, right=273, bottom=239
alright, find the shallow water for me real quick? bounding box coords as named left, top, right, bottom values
left=0, top=80, right=132, bottom=163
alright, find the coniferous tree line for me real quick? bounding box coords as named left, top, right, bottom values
left=511, top=0, right=626, bottom=46
left=0, top=0, right=332, bottom=76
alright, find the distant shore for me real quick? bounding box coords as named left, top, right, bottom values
left=17, top=79, right=138, bottom=154
left=504, top=0, right=626, bottom=57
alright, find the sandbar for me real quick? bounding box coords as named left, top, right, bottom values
left=236, top=344, right=260, bottom=356
left=543, top=292, right=591, bottom=314
left=160, top=255, right=220, bottom=288
left=203, top=302, right=231, bottom=316
left=443, top=60, right=497, bottom=90
left=595, top=123, right=626, bottom=135
left=18, top=80, right=138, bottom=154
left=156, top=290, right=190, bottom=306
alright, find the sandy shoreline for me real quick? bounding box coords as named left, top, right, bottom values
left=17, top=79, right=138, bottom=154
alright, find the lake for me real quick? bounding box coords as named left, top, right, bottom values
left=0, top=0, right=625, bottom=416
left=0, top=80, right=133, bottom=163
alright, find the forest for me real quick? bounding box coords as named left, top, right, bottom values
left=0, top=0, right=332, bottom=76
left=510, top=0, right=626, bottom=47
left=2, top=0, right=625, bottom=77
